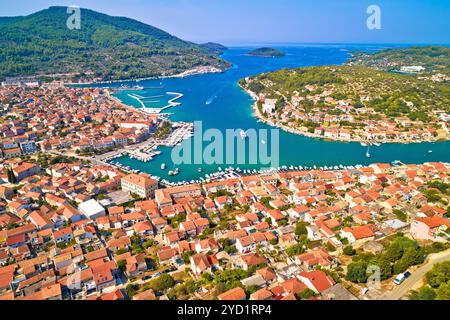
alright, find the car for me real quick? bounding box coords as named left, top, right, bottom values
left=152, top=272, right=161, bottom=278
left=393, top=273, right=406, bottom=285
left=403, top=271, right=412, bottom=279
left=361, top=288, right=369, bottom=295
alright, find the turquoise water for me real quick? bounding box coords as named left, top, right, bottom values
left=100, top=45, right=449, bottom=182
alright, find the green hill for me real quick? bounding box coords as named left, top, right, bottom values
left=0, top=6, right=229, bottom=81
left=240, top=65, right=450, bottom=122
left=347, top=46, right=450, bottom=76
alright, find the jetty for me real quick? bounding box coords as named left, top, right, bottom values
left=128, top=92, right=184, bottom=114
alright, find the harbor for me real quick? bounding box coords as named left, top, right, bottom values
left=128, top=91, right=184, bottom=114
left=94, top=46, right=449, bottom=184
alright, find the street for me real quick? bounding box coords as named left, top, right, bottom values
left=380, top=248, right=450, bottom=300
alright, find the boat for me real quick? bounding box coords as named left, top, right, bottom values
left=261, top=139, right=266, bottom=145
left=360, top=142, right=368, bottom=147
left=198, top=168, right=203, bottom=173
left=373, top=142, right=381, bottom=147
left=205, top=95, right=217, bottom=105
left=240, top=130, right=247, bottom=140
left=366, top=146, right=371, bottom=158
left=428, top=150, right=433, bottom=153
left=161, top=163, right=166, bottom=170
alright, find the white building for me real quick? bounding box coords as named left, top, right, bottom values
left=79, top=199, right=106, bottom=220
left=262, top=99, right=277, bottom=114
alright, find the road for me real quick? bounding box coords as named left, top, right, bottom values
left=380, top=248, right=450, bottom=300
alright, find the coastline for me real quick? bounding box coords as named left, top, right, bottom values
left=66, top=65, right=226, bottom=86
left=239, top=84, right=448, bottom=145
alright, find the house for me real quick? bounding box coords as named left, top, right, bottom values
left=0, top=186, right=14, bottom=200
left=234, top=253, right=267, bottom=271
left=12, top=163, right=40, bottom=181
left=52, top=227, right=73, bottom=244
left=218, top=287, right=246, bottom=301
left=241, top=274, right=266, bottom=288
left=262, top=99, right=277, bottom=115
left=190, top=253, right=218, bottom=275
left=157, top=248, right=179, bottom=265
left=297, top=270, right=335, bottom=294
left=250, top=288, right=273, bottom=300
left=296, top=247, right=337, bottom=270
left=321, top=283, right=358, bottom=300
left=124, top=254, right=148, bottom=277
left=410, top=216, right=450, bottom=241
left=267, top=210, right=286, bottom=226
left=340, top=225, right=375, bottom=247
left=121, top=173, right=158, bottom=199
left=256, top=267, right=277, bottom=283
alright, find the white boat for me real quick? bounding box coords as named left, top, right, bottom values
left=366, top=146, right=371, bottom=158
left=360, top=142, right=368, bottom=147
left=261, top=139, right=266, bottom=145
left=198, top=168, right=203, bottom=173
left=240, top=130, right=247, bottom=140
left=373, top=142, right=381, bottom=147
left=428, top=150, right=433, bottom=153
left=161, top=163, right=166, bottom=170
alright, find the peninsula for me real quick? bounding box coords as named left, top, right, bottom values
left=347, top=46, right=450, bottom=81
left=239, top=65, right=450, bottom=143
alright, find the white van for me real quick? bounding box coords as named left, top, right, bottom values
left=393, top=273, right=406, bottom=285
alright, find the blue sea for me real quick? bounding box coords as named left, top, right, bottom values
left=97, top=44, right=450, bottom=182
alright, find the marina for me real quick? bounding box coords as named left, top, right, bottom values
left=98, top=46, right=450, bottom=183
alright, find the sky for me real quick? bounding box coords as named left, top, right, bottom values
left=1, top=0, right=449, bottom=45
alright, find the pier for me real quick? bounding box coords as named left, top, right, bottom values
left=128, top=91, right=184, bottom=114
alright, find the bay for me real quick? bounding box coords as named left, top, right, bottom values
left=100, top=45, right=450, bottom=182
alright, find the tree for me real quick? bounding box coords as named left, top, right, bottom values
left=371, top=256, right=392, bottom=280
left=126, top=283, right=139, bottom=298
left=295, top=221, right=307, bottom=237
left=425, top=261, right=450, bottom=288
left=435, top=281, right=450, bottom=300
left=298, top=288, right=315, bottom=300
left=149, top=274, right=175, bottom=292
left=384, top=241, right=403, bottom=262
left=346, top=260, right=368, bottom=283
left=343, top=245, right=356, bottom=256
left=117, top=260, right=127, bottom=272
left=393, top=209, right=407, bottom=222
left=409, top=286, right=437, bottom=300
left=285, top=243, right=305, bottom=257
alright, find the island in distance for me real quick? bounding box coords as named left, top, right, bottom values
left=247, top=47, right=286, bottom=57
